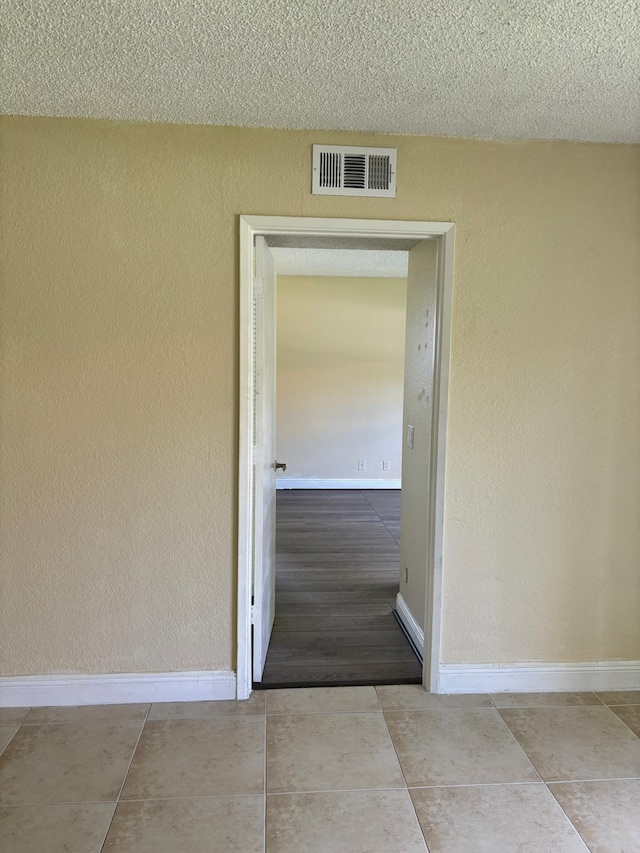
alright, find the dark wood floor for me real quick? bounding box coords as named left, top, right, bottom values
left=259, top=489, right=422, bottom=687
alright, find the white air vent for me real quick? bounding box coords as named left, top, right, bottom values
left=312, top=145, right=397, bottom=197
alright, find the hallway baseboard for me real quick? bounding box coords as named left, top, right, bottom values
left=438, top=660, right=640, bottom=694
left=395, top=593, right=425, bottom=660
left=277, top=478, right=401, bottom=489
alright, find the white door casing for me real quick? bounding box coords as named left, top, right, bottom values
left=237, top=216, right=455, bottom=700
left=398, top=240, right=438, bottom=658
left=252, top=236, right=277, bottom=682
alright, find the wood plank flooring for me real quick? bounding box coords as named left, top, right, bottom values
left=259, top=489, right=422, bottom=687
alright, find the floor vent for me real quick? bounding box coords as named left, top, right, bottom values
left=312, top=145, right=397, bottom=197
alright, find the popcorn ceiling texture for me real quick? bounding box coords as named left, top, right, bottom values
left=1, top=0, right=639, bottom=143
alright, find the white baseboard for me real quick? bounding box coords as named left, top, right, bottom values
left=438, top=661, right=640, bottom=694
left=395, top=593, right=424, bottom=660
left=0, top=670, right=237, bottom=707
left=277, top=478, right=401, bottom=489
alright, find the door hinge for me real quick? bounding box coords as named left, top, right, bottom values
left=250, top=604, right=256, bottom=624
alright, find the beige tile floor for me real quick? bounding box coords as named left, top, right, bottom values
left=0, top=687, right=639, bottom=851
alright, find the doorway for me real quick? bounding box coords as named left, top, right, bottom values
left=237, top=216, right=455, bottom=700
left=265, top=258, right=414, bottom=687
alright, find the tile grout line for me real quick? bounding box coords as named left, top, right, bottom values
left=18, top=707, right=38, bottom=725
left=0, top=708, right=34, bottom=758
left=487, top=692, right=605, bottom=711
left=495, top=707, right=594, bottom=853
left=546, top=775, right=640, bottom=785
left=269, top=710, right=387, bottom=723
left=99, top=705, right=151, bottom=852
left=601, top=704, right=640, bottom=740
left=467, top=702, right=587, bottom=839
left=17, top=710, right=33, bottom=727
left=6, top=776, right=640, bottom=809
left=0, top=725, right=21, bottom=758
left=381, top=706, right=512, bottom=716
left=544, top=783, right=594, bottom=852
left=492, top=707, right=547, bottom=787
left=489, top=703, right=603, bottom=710
left=375, top=691, right=408, bottom=790
left=267, top=709, right=385, bottom=717
left=376, top=688, right=431, bottom=850
left=498, top=708, right=590, bottom=851
left=406, top=780, right=562, bottom=791
left=146, top=712, right=266, bottom=721
left=267, top=785, right=415, bottom=796
left=0, top=793, right=268, bottom=807
left=18, top=717, right=150, bottom=727
left=373, top=687, right=383, bottom=713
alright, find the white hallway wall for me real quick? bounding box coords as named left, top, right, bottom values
left=276, top=275, right=407, bottom=486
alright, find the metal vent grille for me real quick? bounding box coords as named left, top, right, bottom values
left=343, top=154, right=367, bottom=188
left=368, top=154, right=391, bottom=190
left=312, top=145, right=397, bottom=197
left=319, top=151, right=342, bottom=188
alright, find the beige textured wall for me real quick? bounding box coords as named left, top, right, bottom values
left=276, top=275, right=407, bottom=483
left=1, top=116, right=638, bottom=675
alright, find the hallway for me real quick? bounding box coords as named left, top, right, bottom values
left=260, top=489, right=422, bottom=687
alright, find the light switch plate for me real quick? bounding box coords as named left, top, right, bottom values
left=407, top=425, right=414, bottom=449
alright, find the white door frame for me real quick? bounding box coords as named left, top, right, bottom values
left=237, top=215, right=455, bottom=700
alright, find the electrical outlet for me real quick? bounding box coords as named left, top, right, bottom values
left=357, top=459, right=366, bottom=472
left=382, top=460, right=391, bottom=472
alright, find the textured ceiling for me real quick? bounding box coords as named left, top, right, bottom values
left=2, top=1, right=639, bottom=143
left=272, top=248, right=408, bottom=278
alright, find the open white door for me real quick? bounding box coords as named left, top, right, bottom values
left=252, top=236, right=277, bottom=682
